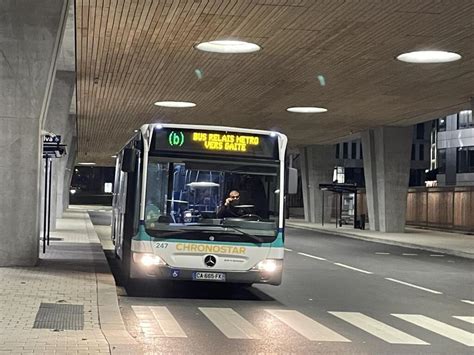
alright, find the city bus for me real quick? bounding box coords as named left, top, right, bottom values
left=112, top=124, right=296, bottom=287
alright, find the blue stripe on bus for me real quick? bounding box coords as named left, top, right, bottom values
left=135, top=223, right=284, bottom=247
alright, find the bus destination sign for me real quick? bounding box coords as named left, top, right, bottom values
left=153, top=128, right=278, bottom=159
left=192, top=131, right=259, bottom=152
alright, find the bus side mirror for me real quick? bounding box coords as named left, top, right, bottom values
left=122, top=148, right=136, bottom=173
left=287, top=167, right=298, bottom=194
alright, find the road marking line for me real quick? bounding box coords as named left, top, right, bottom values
left=375, top=252, right=390, bottom=255
left=199, top=307, right=261, bottom=339
left=333, top=263, right=373, bottom=274
left=402, top=253, right=418, bottom=256
left=385, top=278, right=442, bottom=294
left=132, top=306, right=165, bottom=337
left=265, top=309, right=350, bottom=342
left=393, top=314, right=474, bottom=347
left=430, top=254, right=445, bottom=257
left=453, top=316, right=474, bottom=324
left=329, top=312, right=428, bottom=345
left=461, top=300, right=474, bottom=305
left=297, top=252, right=326, bottom=261
left=149, top=306, right=187, bottom=337
left=132, top=306, right=187, bottom=338
left=284, top=248, right=293, bottom=252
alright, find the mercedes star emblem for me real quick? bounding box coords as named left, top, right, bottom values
left=204, top=255, right=217, bottom=267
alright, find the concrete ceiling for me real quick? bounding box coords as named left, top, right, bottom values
left=75, top=0, right=474, bottom=165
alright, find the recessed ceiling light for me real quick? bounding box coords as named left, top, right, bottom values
left=154, top=101, right=196, bottom=108
left=396, top=50, right=461, bottom=63
left=187, top=182, right=220, bottom=188
left=195, top=40, right=261, bottom=54
left=78, top=162, right=96, bottom=166
left=287, top=106, right=328, bottom=113
left=111, top=155, right=117, bottom=158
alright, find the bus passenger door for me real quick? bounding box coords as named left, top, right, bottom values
left=114, top=170, right=128, bottom=259
left=111, top=157, right=121, bottom=244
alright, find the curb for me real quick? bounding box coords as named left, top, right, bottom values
left=287, top=223, right=474, bottom=260
left=83, top=212, right=141, bottom=353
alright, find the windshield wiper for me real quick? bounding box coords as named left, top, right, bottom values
left=195, top=224, right=264, bottom=244
left=224, top=225, right=264, bottom=244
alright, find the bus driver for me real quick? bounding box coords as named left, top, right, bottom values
left=217, top=190, right=246, bottom=218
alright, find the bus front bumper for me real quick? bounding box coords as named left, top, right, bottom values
left=130, top=262, right=282, bottom=285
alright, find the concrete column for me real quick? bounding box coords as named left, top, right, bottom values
left=0, top=0, right=68, bottom=266
left=62, top=168, right=73, bottom=210
left=53, top=2, right=76, bottom=218
left=55, top=161, right=66, bottom=219
left=361, top=130, right=379, bottom=231
left=299, top=145, right=335, bottom=224
left=43, top=72, right=75, bottom=227
left=361, top=126, right=412, bottom=232
left=57, top=120, right=77, bottom=216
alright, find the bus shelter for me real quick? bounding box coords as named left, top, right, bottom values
left=319, top=183, right=365, bottom=230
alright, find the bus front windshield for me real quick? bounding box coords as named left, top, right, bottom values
left=144, top=157, right=280, bottom=243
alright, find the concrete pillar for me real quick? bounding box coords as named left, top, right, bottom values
left=55, top=162, right=66, bottom=219
left=57, top=120, right=77, bottom=216
left=299, top=145, right=335, bottom=224
left=63, top=135, right=77, bottom=211
left=0, top=0, right=68, bottom=266
left=43, top=72, right=75, bottom=227
left=54, top=1, right=76, bottom=218
left=361, top=126, right=412, bottom=232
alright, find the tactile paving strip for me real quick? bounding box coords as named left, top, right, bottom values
left=33, top=303, right=84, bottom=330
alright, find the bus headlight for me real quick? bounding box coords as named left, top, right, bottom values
left=256, top=259, right=278, bottom=273
left=133, top=253, right=165, bottom=267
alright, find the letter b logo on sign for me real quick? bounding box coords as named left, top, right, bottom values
left=168, top=131, right=185, bottom=147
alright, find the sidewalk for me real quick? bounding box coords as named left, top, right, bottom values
left=0, top=207, right=138, bottom=354
left=287, top=219, right=474, bottom=259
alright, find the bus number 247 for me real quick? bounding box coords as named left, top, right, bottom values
left=154, top=242, right=169, bottom=249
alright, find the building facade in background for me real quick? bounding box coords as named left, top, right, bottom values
left=290, top=109, right=474, bottom=230
left=435, top=109, right=474, bottom=186
left=334, top=121, right=431, bottom=187
left=334, top=109, right=474, bottom=188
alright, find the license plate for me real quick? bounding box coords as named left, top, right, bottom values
left=193, top=272, right=226, bottom=281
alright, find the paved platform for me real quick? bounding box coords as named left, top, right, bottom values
left=1, top=208, right=472, bottom=354
left=0, top=207, right=138, bottom=354
left=287, top=219, right=474, bottom=259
